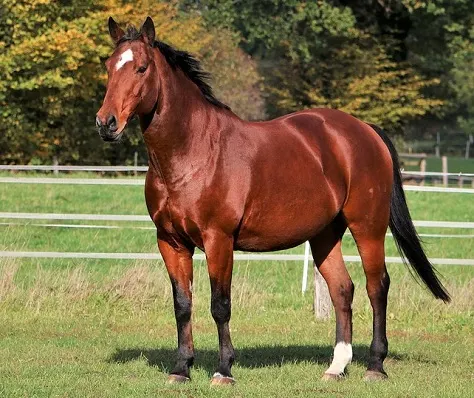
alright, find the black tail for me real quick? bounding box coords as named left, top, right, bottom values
left=369, top=123, right=450, bottom=302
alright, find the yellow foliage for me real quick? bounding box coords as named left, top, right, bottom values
left=0, top=0, right=264, bottom=163
left=266, top=45, right=443, bottom=130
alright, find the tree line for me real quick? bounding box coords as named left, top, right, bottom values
left=1, top=0, right=473, bottom=164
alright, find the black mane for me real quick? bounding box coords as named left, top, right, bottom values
left=116, top=26, right=230, bottom=110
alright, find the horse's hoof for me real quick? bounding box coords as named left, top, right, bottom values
left=322, top=372, right=345, bottom=381
left=167, top=374, right=190, bottom=384
left=210, top=372, right=235, bottom=386
left=363, top=370, right=388, bottom=381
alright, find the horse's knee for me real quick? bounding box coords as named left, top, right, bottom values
left=172, top=283, right=192, bottom=323
left=211, top=295, right=231, bottom=324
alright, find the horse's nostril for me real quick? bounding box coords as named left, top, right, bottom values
left=107, top=115, right=117, bottom=129
left=96, top=116, right=103, bottom=128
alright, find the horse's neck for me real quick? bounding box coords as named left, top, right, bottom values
left=140, top=67, right=234, bottom=186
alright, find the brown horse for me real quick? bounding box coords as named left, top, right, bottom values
left=96, top=17, right=450, bottom=385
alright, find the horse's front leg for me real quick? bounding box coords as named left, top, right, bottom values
left=158, top=239, right=195, bottom=383
left=203, top=231, right=235, bottom=385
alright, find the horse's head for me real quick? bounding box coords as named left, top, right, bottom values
left=96, top=17, right=159, bottom=142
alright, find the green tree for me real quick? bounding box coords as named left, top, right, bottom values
left=0, top=0, right=264, bottom=164
left=451, top=29, right=474, bottom=134
left=403, top=0, right=474, bottom=136
left=184, top=0, right=442, bottom=132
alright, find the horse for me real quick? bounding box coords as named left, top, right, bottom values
left=96, top=16, right=450, bottom=385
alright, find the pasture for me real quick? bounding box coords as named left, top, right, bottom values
left=0, top=178, right=473, bottom=397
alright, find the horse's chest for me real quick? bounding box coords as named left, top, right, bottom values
left=145, top=179, right=205, bottom=248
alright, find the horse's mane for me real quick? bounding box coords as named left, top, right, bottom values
left=116, top=26, right=230, bottom=110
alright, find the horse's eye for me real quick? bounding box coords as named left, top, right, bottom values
left=137, top=65, right=148, bottom=74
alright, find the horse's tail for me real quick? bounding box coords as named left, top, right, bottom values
left=368, top=123, right=451, bottom=302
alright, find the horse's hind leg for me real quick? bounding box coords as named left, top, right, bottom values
left=353, top=234, right=390, bottom=380
left=344, top=200, right=391, bottom=380
left=309, top=217, right=354, bottom=380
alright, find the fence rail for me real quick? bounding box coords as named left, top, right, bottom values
left=1, top=171, right=472, bottom=314
left=0, top=165, right=148, bottom=172
left=1, top=176, right=474, bottom=193
left=402, top=171, right=474, bottom=177
left=0, top=177, right=145, bottom=185
left=0, top=251, right=473, bottom=266
left=1, top=222, right=473, bottom=239
left=1, top=212, right=473, bottom=229
left=1, top=164, right=474, bottom=177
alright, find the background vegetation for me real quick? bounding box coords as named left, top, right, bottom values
left=1, top=0, right=473, bottom=163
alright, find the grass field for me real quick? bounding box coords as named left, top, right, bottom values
left=0, top=180, right=473, bottom=397
left=425, top=156, right=474, bottom=174
left=402, top=156, right=474, bottom=174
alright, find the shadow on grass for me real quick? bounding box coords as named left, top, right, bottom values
left=107, top=344, right=410, bottom=375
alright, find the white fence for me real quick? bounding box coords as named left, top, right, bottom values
left=1, top=176, right=474, bottom=193
left=1, top=166, right=473, bottom=316
left=0, top=212, right=473, bottom=228
left=2, top=164, right=474, bottom=191
left=0, top=250, right=472, bottom=266
left=1, top=164, right=473, bottom=176
left=0, top=210, right=472, bottom=268
left=0, top=165, right=148, bottom=172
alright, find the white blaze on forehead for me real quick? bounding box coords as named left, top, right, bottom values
left=116, top=49, right=134, bottom=70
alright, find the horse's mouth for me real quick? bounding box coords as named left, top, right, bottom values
left=97, top=112, right=135, bottom=143
left=99, top=128, right=124, bottom=142
left=102, top=131, right=123, bottom=142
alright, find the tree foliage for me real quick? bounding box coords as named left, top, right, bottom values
left=186, top=0, right=445, bottom=132
left=0, top=0, right=263, bottom=164
left=1, top=0, right=473, bottom=164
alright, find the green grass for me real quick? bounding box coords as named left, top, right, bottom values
left=0, top=259, right=473, bottom=397
left=400, top=156, right=474, bottom=174
left=424, top=156, right=474, bottom=174
left=1, top=181, right=472, bottom=219
left=0, top=180, right=473, bottom=397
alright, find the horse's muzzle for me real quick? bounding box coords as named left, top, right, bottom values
left=96, top=115, right=121, bottom=142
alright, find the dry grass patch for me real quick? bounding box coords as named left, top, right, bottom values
left=0, top=259, right=270, bottom=314
left=0, top=258, right=19, bottom=300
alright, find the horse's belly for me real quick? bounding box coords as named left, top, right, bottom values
left=235, top=230, right=317, bottom=252
left=234, top=193, right=338, bottom=252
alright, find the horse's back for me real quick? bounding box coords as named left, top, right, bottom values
left=252, top=107, right=393, bottom=191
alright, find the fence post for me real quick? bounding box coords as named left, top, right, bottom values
left=134, top=152, right=138, bottom=177
left=314, top=265, right=331, bottom=320
left=466, top=135, right=472, bottom=159
left=442, top=156, right=448, bottom=187
left=53, top=157, right=59, bottom=176
left=420, top=158, right=426, bottom=186
left=436, top=132, right=441, bottom=157
left=302, top=241, right=310, bottom=293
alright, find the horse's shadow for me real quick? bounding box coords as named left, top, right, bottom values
left=107, top=344, right=408, bottom=376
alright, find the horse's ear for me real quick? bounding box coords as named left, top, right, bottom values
left=140, top=16, right=155, bottom=45
left=108, top=17, right=125, bottom=44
